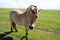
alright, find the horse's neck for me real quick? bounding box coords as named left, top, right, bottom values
left=24, top=11, right=32, bottom=24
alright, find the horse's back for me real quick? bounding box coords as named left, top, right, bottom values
left=11, top=10, right=23, bottom=14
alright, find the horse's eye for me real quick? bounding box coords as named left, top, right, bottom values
left=36, top=16, right=38, bottom=18
left=32, top=10, right=34, bottom=13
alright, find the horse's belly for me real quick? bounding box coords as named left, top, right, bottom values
left=16, top=21, right=24, bottom=25
left=13, top=18, right=25, bottom=26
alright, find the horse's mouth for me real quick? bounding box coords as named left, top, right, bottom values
left=29, top=26, right=33, bottom=29
left=29, top=24, right=35, bottom=30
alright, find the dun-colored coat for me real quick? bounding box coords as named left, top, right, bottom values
left=10, top=5, right=41, bottom=40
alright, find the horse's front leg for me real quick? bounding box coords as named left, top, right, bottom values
left=25, top=26, right=29, bottom=40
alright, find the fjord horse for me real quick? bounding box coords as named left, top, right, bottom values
left=10, top=5, right=40, bottom=40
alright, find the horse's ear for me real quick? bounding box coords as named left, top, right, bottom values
left=26, top=7, right=32, bottom=15
left=38, top=9, right=42, bottom=13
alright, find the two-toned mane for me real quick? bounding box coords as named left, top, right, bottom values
left=10, top=5, right=40, bottom=40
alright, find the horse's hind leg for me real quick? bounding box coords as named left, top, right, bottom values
left=11, top=21, right=18, bottom=32
left=11, top=21, right=13, bottom=32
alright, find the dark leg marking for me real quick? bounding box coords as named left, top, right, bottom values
left=26, top=33, right=28, bottom=40
left=11, top=21, right=13, bottom=32
left=13, top=21, right=18, bottom=32
left=11, top=21, right=18, bottom=32
left=20, top=33, right=28, bottom=40
left=26, top=27, right=28, bottom=40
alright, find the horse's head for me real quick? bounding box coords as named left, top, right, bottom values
left=26, top=5, right=40, bottom=29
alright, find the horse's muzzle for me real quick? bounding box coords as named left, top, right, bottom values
left=29, top=24, right=34, bottom=30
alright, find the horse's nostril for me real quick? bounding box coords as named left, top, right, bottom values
left=29, top=25, right=33, bottom=30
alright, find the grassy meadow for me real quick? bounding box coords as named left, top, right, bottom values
left=0, top=8, right=60, bottom=40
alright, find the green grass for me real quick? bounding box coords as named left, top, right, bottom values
left=0, top=8, right=60, bottom=40
left=35, top=10, right=60, bottom=33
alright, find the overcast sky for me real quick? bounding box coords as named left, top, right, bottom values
left=0, top=0, right=60, bottom=9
